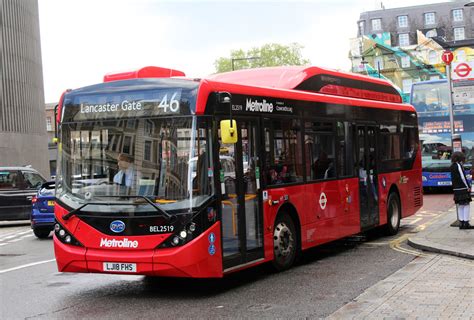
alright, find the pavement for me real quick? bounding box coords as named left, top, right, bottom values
left=328, top=204, right=474, bottom=319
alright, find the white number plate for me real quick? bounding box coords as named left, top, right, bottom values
left=103, top=262, right=137, bottom=273
left=437, top=181, right=451, bottom=186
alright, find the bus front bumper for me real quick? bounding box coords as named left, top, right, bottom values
left=53, top=222, right=223, bottom=278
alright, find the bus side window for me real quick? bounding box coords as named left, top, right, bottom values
left=305, top=121, right=336, bottom=181
left=263, top=119, right=303, bottom=186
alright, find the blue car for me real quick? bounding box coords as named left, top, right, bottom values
left=31, top=181, right=55, bottom=238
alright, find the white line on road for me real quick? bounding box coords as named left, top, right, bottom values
left=0, top=259, right=56, bottom=274
left=408, top=218, right=422, bottom=225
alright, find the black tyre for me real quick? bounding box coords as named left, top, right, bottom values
left=33, top=228, right=51, bottom=239
left=272, top=214, right=297, bottom=271
left=385, top=192, right=401, bottom=236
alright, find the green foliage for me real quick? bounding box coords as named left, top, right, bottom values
left=214, top=43, right=311, bottom=73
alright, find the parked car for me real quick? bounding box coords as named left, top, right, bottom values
left=31, top=181, right=55, bottom=238
left=0, top=166, right=47, bottom=220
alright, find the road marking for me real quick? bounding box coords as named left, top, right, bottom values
left=408, top=218, right=422, bottom=225
left=0, top=259, right=56, bottom=274
left=0, top=230, right=32, bottom=242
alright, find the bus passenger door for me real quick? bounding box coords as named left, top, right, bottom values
left=220, top=119, right=264, bottom=270
left=357, top=125, right=379, bottom=230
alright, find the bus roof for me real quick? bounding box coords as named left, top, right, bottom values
left=206, top=66, right=402, bottom=103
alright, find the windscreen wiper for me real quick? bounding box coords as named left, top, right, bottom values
left=62, top=196, right=172, bottom=221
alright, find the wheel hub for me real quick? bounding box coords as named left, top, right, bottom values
left=274, top=222, right=294, bottom=257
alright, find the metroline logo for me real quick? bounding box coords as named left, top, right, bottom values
left=246, top=98, right=274, bottom=113
left=100, top=238, right=139, bottom=248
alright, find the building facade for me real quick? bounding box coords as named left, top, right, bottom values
left=350, top=0, right=474, bottom=101
left=0, top=0, right=49, bottom=177
left=45, top=103, right=57, bottom=177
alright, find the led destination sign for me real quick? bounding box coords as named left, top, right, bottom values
left=64, top=88, right=192, bottom=122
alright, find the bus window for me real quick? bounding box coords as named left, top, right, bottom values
left=401, top=126, right=418, bottom=159
left=379, top=124, right=401, bottom=161
left=264, top=119, right=303, bottom=185
left=305, top=121, right=336, bottom=181
left=336, top=122, right=354, bottom=177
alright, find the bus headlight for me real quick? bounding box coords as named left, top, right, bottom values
left=422, top=176, right=427, bottom=181
left=466, top=174, right=472, bottom=180
left=158, top=206, right=217, bottom=249
left=54, top=221, right=83, bottom=247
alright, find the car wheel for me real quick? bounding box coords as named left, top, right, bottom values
left=385, top=192, right=401, bottom=236
left=272, top=214, right=297, bottom=271
left=33, top=228, right=51, bottom=239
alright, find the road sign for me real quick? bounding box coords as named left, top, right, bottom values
left=442, top=50, right=454, bottom=64
left=454, top=63, right=472, bottom=77
left=452, top=62, right=474, bottom=81
left=453, top=86, right=474, bottom=105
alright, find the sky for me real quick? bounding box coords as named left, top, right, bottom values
left=38, top=0, right=448, bottom=103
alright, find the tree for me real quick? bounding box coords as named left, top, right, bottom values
left=214, top=43, right=311, bottom=73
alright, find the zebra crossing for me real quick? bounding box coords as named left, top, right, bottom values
left=0, top=228, right=35, bottom=247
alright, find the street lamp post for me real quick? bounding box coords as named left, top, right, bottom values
left=231, top=56, right=261, bottom=71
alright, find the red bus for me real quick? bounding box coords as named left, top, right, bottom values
left=53, top=65, right=422, bottom=277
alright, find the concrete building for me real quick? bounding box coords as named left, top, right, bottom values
left=0, top=0, right=49, bottom=177
left=350, top=0, right=474, bottom=101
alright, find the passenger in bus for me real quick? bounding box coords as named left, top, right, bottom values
left=113, top=153, right=135, bottom=191
left=313, top=152, right=330, bottom=179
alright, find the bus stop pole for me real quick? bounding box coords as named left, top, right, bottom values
left=446, top=63, right=455, bottom=145
left=446, top=64, right=461, bottom=227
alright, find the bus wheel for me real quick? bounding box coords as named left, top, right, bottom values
left=272, top=214, right=297, bottom=271
left=385, top=192, right=401, bottom=236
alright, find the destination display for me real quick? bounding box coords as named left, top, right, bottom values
left=63, top=88, right=194, bottom=122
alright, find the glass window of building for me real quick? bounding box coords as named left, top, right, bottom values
left=402, top=78, right=413, bottom=93
left=454, top=27, right=465, bottom=40
left=428, top=50, right=437, bottom=64
left=426, top=29, right=437, bottom=38
left=398, top=15, right=408, bottom=28
left=374, top=56, right=384, bottom=70
left=371, top=18, right=382, bottom=31
left=401, top=55, right=410, bottom=68
left=358, top=21, right=365, bottom=36
left=399, top=33, right=409, bottom=46
left=453, top=9, right=463, bottom=22
left=46, top=117, right=52, bottom=131
left=424, top=12, right=435, bottom=25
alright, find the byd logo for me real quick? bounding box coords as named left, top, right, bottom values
left=110, top=220, right=125, bottom=233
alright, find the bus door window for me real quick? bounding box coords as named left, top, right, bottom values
left=336, top=122, right=354, bottom=178
left=219, top=126, right=240, bottom=257
left=367, top=127, right=378, bottom=202
left=240, top=122, right=263, bottom=251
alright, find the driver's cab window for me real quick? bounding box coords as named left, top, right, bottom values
left=22, top=171, right=46, bottom=189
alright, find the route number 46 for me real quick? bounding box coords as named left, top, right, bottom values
left=158, top=92, right=180, bottom=113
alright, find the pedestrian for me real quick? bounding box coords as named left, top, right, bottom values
left=450, top=151, right=473, bottom=229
